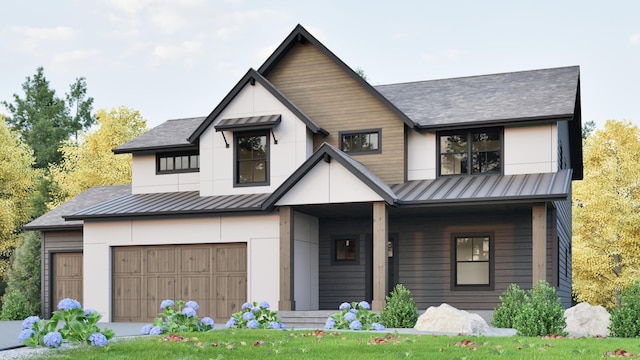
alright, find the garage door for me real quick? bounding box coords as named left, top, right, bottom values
left=112, top=243, right=246, bottom=323
left=53, top=252, right=83, bottom=311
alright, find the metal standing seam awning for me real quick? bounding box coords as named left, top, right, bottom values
left=214, top=114, right=281, bottom=132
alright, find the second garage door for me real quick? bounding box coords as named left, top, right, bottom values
left=112, top=243, right=246, bottom=323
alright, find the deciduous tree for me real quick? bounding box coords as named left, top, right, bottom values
left=0, top=115, right=37, bottom=277
left=48, top=107, right=147, bottom=207
left=573, top=119, right=640, bottom=308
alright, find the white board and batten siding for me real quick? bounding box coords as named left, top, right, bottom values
left=82, top=214, right=281, bottom=322
left=199, top=81, right=313, bottom=197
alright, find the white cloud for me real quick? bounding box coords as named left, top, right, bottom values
left=441, top=49, right=462, bottom=61
left=52, top=49, right=100, bottom=65
left=630, top=33, right=640, bottom=45
left=106, top=0, right=153, bottom=15
left=419, top=49, right=462, bottom=63
left=152, top=40, right=204, bottom=65
left=255, top=43, right=279, bottom=62
left=7, top=26, right=75, bottom=53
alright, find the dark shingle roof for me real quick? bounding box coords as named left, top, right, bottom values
left=114, top=117, right=205, bottom=154
left=64, top=192, right=269, bottom=220
left=375, top=66, right=580, bottom=129
left=24, top=185, right=131, bottom=231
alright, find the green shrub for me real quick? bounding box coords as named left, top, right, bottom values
left=513, top=280, right=567, bottom=336
left=380, top=284, right=418, bottom=328
left=492, top=283, right=527, bottom=328
left=1, top=290, right=32, bottom=320
left=610, top=281, right=640, bottom=338
left=4, top=231, right=41, bottom=315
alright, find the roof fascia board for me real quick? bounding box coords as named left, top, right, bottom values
left=568, top=78, right=583, bottom=180
left=63, top=206, right=265, bottom=221
left=113, top=144, right=199, bottom=155
left=262, top=143, right=396, bottom=210
left=396, top=194, right=568, bottom=208
left=414, top=114, right=575, bottom=132
left=23, top=224, right=83, bottom=232
left=257, top=24, right=415, bottom=129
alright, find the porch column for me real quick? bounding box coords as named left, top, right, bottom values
left=372, top=201, right=388, bottom=311
left=279, top=206, right=295, bottom=310
left=532, top=203, right=547, bottom=283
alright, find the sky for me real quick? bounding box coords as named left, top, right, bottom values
left=1, top=0, right=638, bottom=129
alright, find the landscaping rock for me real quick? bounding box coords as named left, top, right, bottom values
left=414, top=303, right=490, bottom=335
left=564, top=302, right=610, bottom=337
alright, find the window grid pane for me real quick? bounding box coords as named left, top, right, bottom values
left=440, top=129, right=500, bottom=175
left=341, top=131, right=380, bottom=153
left=455, top=236, right=490, bottom=286
left=236, top=133, right=268, bottom=184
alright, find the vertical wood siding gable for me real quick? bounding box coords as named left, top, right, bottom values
left=265, top=43, right=406, bottom=184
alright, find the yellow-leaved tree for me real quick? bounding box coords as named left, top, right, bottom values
left=0, top=115, right=37, bottom=277
left=48, top=107, right=147, bottom=207
left=573, top=119, right=640, bottom=308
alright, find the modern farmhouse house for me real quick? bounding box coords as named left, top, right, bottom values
left=25, top=25, right=582, bottom=323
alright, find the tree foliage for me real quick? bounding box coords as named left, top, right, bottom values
left=2, top=231, right=41, bottom=317
left=0, top=115, right=37, bottom=277
left=2, top=67, right=95, bottom=168
left=48, top=107, right=147, bottom=207
left=573, top=119, right=640, bottom=308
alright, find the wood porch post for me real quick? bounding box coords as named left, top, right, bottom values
left=372, top=201, right=388, bottom=311
left=279, top=206, right=295, bottom=310
left=532, top=203, right=547, bottom=284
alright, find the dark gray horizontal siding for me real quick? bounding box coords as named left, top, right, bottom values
left=42, top=231, right=83, bottom=318
left=555, top=196, right=573, bottom=307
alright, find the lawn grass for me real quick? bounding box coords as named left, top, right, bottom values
left=27, top=329, right=640, bottom=359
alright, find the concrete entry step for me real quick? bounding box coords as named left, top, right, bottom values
left=277, top=311, right=335, bottom=329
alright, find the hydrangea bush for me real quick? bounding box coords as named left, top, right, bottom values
left=140, top=299, right=215, bottom=335
left=18, top=298, right=114, bottom=349
left=226, top=301, right=285, bottom=329
left=324, top=301, right=385, bottom=331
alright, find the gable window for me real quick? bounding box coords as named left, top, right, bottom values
left=235, top=131, right=269, bottom=186
left=157, top=150, right=199, bottom=174
left=452, top=234, right=492, bottom=288
left=339, top=129, right=381, bottom=154
left=439, top=128, right=501, bottom=175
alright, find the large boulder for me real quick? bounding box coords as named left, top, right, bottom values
left=564, top=302, right=611, bottom=337
left=414, top=303, right=490, bottom=335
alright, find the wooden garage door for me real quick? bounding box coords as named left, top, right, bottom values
left=53, top=252, right=83, bottom=310
left=112, top=243, right=246, bottom=323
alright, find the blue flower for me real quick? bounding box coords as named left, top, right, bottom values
left=160, top=299, right=175, bottom=309
left=251, top=306, right=260, bottom=313
left=57, top=298, right=81, bottom=311
left=242, top=312, right=254, bottom=321
left=22, top=316, right=40, bottom=329
left=344, top=312, right=356, bottom=322
left=358, top=301, right=371, bottom=310
left=339, top=302, right=351, bottom=310
left=247, top=320, right=259, bottom=329
left=43, top=331, right=63, bottom=348
left=149, top=326, right=163, bottom=336
left=349, top=308, right=358, bottom=313
left=182, top=307, right=196, bottom=318
left=201, top=317, right=214, bottom=327
left=372, top=322, right=386, bottom=331
left=269, top=321, right=281, bottom=329
left=89, top=333, right=109, bottom=347
left=241, top=302, right=252, bottom=310
left=84, top=309, right=98, bottom=317
left=324, top=317, right=336, bottom=329
left=18, top=329, right=35, bottom=342
left=349, top=320, right=362, bottom=330
left=225, top=318, right=237, bottom=328
left=140, top=324, right=154, bottom=335
left=185, top=301, right=200, bottom=311
left=259, top=301, right=270, bottom=309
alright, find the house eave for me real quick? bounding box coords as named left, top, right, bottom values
left=414, top=114, right=575, bottom=132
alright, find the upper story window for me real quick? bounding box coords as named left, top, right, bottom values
left=235, top=131, right=269, bottom=186
left=339, top=129, right=381, bottom=154
left=157, top=150, right=199, bottom=174
left=439, top=128, right=501, bottom=176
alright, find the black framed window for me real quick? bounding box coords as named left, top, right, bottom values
left=439, top=128, right=501, bottom=175
left=157, top=150, right=199, bottom=174
left=235, top=131, right=269, bottom=186
left=453, top=235, right=492, bottom=288
left=334, top=238, right=358, bottom=263
left=339, top=129, right=381, bottom=154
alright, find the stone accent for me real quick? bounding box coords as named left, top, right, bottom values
left=414, top=303, right=490, bottom=335
left=564, top=302, right=611, bottom=337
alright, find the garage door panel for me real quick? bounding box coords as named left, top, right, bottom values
left=180, top=247, right=211, bottom=273
left=113, top=277, right=141, bottom=320
left=114, top=249, right=142, bottom=274
left=146, top=248, right=175, bottom=273
left=113, top=243, right=246, bottom=323
left=53, top=253, right=83, bottom=311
